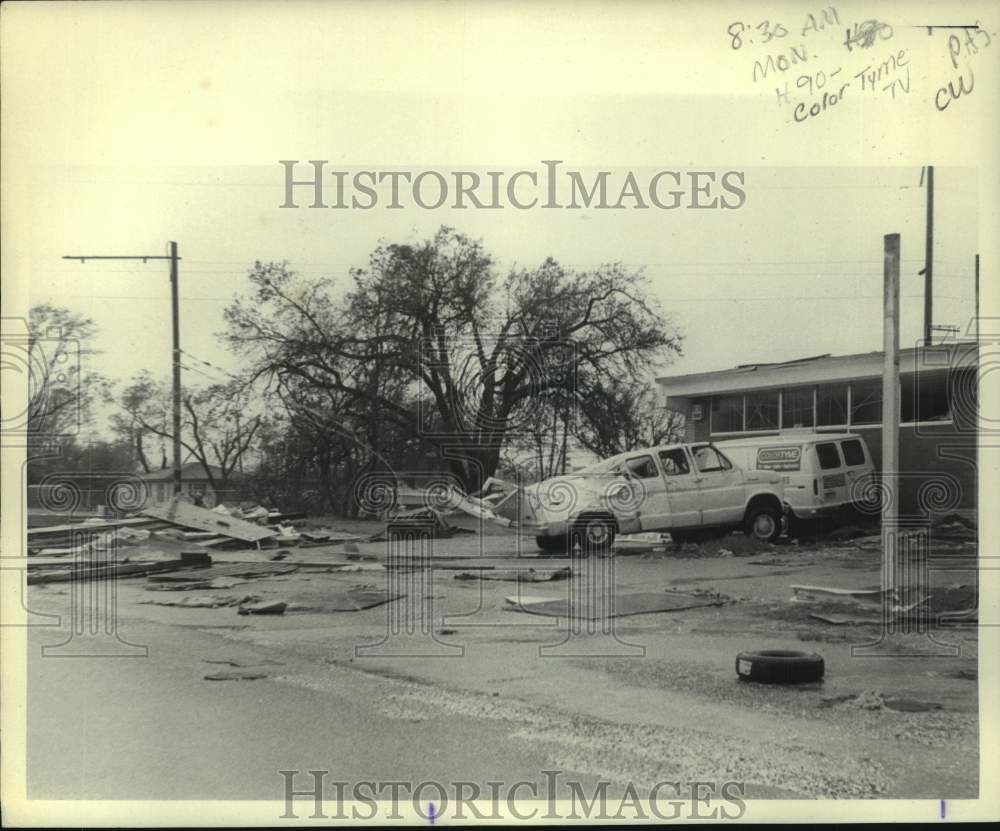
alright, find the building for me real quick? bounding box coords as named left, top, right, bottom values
left=656, top=342, right=978, bottom=517
left=140, top=462, right=241, bottom=508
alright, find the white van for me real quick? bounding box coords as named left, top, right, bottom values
left=714, top=433, right=876, bottom=524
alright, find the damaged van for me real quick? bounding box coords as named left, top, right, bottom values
left=457, top=442, right=787, bottom=554
left=714, top=433, right=877, bottom=528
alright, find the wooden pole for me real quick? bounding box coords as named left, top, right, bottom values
left=923, top=166, right=934, bottom=345
left=169, top=241, right=183, bottom=496
left=882, top=233, right=901, bottom=593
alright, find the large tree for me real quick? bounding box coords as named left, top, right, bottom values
left=224, top=227, right=682, bottom=492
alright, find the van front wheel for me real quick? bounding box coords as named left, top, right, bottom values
left=745, top=505, right=782, bottom=542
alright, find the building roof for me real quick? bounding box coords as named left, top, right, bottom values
left=140, top=462, right=223, bottom=481
left=656, top=341, right=977, bottom=398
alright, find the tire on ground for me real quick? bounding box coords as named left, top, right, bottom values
left=736, top=649, right=824, bottom=684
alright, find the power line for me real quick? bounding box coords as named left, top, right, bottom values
left=61, top=242, right=185, bottom=497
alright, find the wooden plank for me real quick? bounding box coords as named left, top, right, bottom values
left=26, top=517, right=157, bottom=539
left=142, top=499, right=275, bottom=543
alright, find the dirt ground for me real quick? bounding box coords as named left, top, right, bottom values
left=24, top=514, right=979, bottom=803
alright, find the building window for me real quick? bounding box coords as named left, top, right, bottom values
left=782, top=387, right=814, bottom=429
left=745, top=391, right=779, bottom=431
left=850, top=379, right=882, bottom=425
left=816, top=383, right=848, bottom=426
left=902, top=371, right=950, bottom=423
left=711, top=395, right=744, bottom=433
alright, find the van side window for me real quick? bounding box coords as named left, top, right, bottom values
left=658, top=448, right=690, bottom=475
left=815, top=442, right=841, bottom=470
left=624, top=455, right=659, bottom=479
left=840, top=439, right=866, bottom=466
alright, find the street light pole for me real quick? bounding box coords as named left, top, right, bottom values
left=62, top=242, right=184, bottom=495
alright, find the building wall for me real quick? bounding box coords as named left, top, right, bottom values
left=674, top=379, right=977, bottom=517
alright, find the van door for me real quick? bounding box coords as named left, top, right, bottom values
left=691, top=444, right=745, bottom=527
left=656, top=447, right=702, bottom=529
left=814, top=441, right=848, bottom=506
left=838, top=437, right=874, bottom=505
left=619, top=454, right=671, bottom=531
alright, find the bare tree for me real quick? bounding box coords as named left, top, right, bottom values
left=223, top=227, right=682, bottom=492
left=572, top=377, right=686, bottom=459
left=117, top=373, right=263, bottom=495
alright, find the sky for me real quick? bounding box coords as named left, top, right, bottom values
left=2, top=1, right=994, bottom=438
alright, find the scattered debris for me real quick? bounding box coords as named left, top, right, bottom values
left=283, top=588, right=402, bottom=613
left=791, top=584, right=894, bottom=605
left=141, top=594, right=254, bottom=609
left=117, top=527, right=151, bottom=543
left=203, top=670, right=268, bottom=681
left=143, top=498, right=277, bottom=545
left=808, top=612, right=881, bottom=626
left=237, top=600, right=288, bottom=615
left=204, top=658, right=284, bottom=667
left=28, top=554, right=213, bottom=585
left=454, top=567, right=571, bottom=583
left=885, top=697, right=943, bottom=713
left=505, top=591, right=726, bottom=620
left=825, top=689, right=944, bottom=712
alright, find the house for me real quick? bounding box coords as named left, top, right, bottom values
left=656, top=341, right=979, bottom=517
left=140, top=462, right=241, bottom=508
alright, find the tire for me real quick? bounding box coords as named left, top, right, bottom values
left=535, top=534, right=568, bottom=554
left=736, top=649, right=824, bottom=684
left=570, top=516, right=616, bottom=557
left=744, top=504, right=783, bottom=542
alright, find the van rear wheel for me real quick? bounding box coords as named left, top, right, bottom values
left=745, top=505, right=782, bottom=542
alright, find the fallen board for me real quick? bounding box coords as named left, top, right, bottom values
left=504, top=591, right=725, bottom=620
left=26, top=517, right=158, bottom=539
left=147, top=562, right=299, bottom=583
left=454, top=568, right=571, bottom=582
left=27, top=558, right=206, bottom=585
left=285, top=589, right=403, bottom=612
left=143, top=500, right=276, bottom=543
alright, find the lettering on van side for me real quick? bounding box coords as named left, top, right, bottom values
left=756, top=446, right=802, bottom=471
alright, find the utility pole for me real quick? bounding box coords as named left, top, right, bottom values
left=882, top=233, right=901, bottom=594
left=169, top=242, right=182, bottom=498
left=923, top=165, right=934, bottom=345
left=63, top=242, right=184, bottom=496
left=974, top=254, right=980, bottom=339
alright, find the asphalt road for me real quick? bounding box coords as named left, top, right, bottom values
left=23, top=525, right=980, bottom=808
